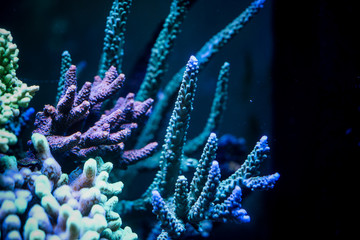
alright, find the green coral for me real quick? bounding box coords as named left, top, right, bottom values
left=146, top=55, right=199, bottom=199
left=98, top=0, right=133, bottom=77
left=0, top=28, right=39, bottom=153
left=0, top=28, right=39, bottom=125
left=0, top=128, right=17, bottom=153
left=136, top=0, right=192, bottom=102
left=0, top=133, right=138, bottom=240
left=55, top=50, right=72, bottom=104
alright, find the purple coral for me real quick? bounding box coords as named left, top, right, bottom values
left=32, top=65, right=157, bottom=169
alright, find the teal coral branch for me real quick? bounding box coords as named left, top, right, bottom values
left=188, top=132, right=218, bottom=207
left=243, top=172, right=280, bottom=190
left=184, top=62, right=229, bottom=155
left=237, top=135, right=270, bottom=179
left=98, top=0, right=132, bottom=77
left=195, top=0, right=266, bottom=64
left=137, top=0, right=266, bottom=148
left=136, top=0, right=191, bottom=102
left=149, top=55, right=199, bottom=198
left=216, top=135, right=271, bottom=202
left=150, top=133, right=277, bottom=238
left=55, top=51, right=72, bottom=104
left=174, top=175, right=189, bottom=221
left=188, top=160, right=221, bottom=223
left=211, top=186, right=250, bottom=223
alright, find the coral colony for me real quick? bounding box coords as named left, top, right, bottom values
left=0, top=0, right=279, bottom=239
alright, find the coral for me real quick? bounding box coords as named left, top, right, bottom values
left=136, top=0, right=266, bottom=147
left=0, top=28, right=39, bottom=126
left=146, top=55, right=199, bottom=198
left=98, top=0, right=132, bottom=78
left=0, top=28, right=39, bottom=153
left=0, top=128, right=17, bottom=153
left=55, top=51, right=72, bottom=104
left=136, top=0, right=192, bottom=102
left=118, top=51, right=278, bottom=238
left=183, top=61, right=230, bottom=155
left=150, top=133, right=279, bottom=238
left=32, top=65, right=157, bottom=169
left=1, top=133, right=137, bottom=240
left=6, top=107, right=35, bottom=137
left=0, top=106, right=35, bottom=154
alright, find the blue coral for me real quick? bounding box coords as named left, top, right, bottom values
left=149, top=132, right=278, bottom=238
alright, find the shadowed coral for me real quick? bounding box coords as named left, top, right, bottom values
left=118, top=49, right=277, bottom=238
left=136, top=0, right=193, bottom=102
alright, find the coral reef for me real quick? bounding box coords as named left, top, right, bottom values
left=0, top=0, right=279, bottom=239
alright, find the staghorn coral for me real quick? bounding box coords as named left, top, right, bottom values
left=55, top=51, right=72, bottom=104
left=150, top=133, right=279, bottom=238
left=136, top=0, right=267, bottom=148
left=135, top=0, right=193, bottom=102
left=98, top=0, right=132, bottom=78
left=32, top=64, right=157, bottom=169
left=146, top=55, right=199, bottom=199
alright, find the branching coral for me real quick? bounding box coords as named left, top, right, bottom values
left=149, top=133, right=279, bottom=238
left=55, top=51, right=72, bottom=104
left=145, top=55, right=199, bottom=199
left=114, top=49, right=277, bottom=237
left=136, top=0, right=266, bottom=147
left=98, top=0, right=132, bottom=78
left=0, top=28, right=39, bottom=153
left=134, top=58, right=278, bottom=237
left=136, top=0, right=193, bottom=102
left=32, top=65, right=157, bottom=169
